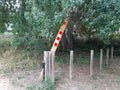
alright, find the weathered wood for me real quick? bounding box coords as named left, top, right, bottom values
left=90, top=50, right=94, bottom=77
left=111, top=47, right=114, bottom=60
left=48, top=52, right=51, bottom=78
left=44, top=51, right=55, bottom=83
left=51, top=52, right=55, bottom=83
left=44, top=51, right=48, bottom=81
left=106, top=48, right=109, bottom=65
left=100, top=49, right=103, bottom=71
left=69, top=50, right=73, bottom=80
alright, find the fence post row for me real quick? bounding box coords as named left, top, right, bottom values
left=43, top=47, right=113, bottom=82
left=44, top=51, right=55, bottom=83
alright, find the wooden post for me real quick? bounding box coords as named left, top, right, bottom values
left=100, top=49, right=103, bottom=71
left=69, top=50, right=73, bottom=80
left=44, top=51, right=55, bottom=83
left=90, top=50, right=94, bottom=77
left=48, top=52, right=51, bottom=78
left=106, top=48, right=109, bottom=65
left=111, top=47, right=114, bottom=60
left=51, top=52, right=55, bottom=83
left=44, top=51, right=48, bottom=81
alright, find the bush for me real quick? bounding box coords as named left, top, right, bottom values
left=13, top=35, right=50, bottom=58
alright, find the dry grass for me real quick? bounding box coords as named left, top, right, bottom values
left=0, top=33, right=42, bottom=73
left=0, top=49, right=42, bottom=73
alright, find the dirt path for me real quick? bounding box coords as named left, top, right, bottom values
left=0, top=74, right=13, bottom=90
left=0, top=70, right=42, bottom=90
left=0, top=55, right=120, bottom=90
left=0, top=66, right=120, bottom=90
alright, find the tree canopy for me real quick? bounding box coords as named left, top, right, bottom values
left=0, top=0, right=120, bottom=55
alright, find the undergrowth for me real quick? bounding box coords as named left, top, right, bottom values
left=0, top=40, right=42, bottom=73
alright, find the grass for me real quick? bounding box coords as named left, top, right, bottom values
left=91, top=74, right=105, bottom=80
left=16, top=73, right=30, bottom=79
left=0, top=50, right=41, bottom=73
left=98, top=74, right=105, bottom=79
left=74, top=55, right=90, bottom=66
left=55, top=57, right=64, bottom=65
left=40, top=78, right=55, bottom=90
left=26, top=85, right=41, bottom=90
left=55, top=53, right=90, bottom=67
left=26, top=78, right=54, bottom=90
left=92, top=74, right=98, bottom=80
left=103, top=64, right=110, bottom=70
left=0, top=34, right=54, bottom=90
left=0, top=38, right=41, bottom=73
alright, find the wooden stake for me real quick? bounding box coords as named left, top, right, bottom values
left=106, top=48, right=109, bottom=65
left=100, top=49, right=103, bottom=71
left=44, top=51, right=48, bottom=81
left=111, top=47, right=114, bottom=60
left=69, top=50, right=73, bottom=80
left=90, top=50, right=94, bottom=77
left=51, top=52, right=55, bottom=83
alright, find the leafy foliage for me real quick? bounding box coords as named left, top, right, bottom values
left=0, top=0, right=120, bottom=55
left=0, top=0, right=10, bottom=33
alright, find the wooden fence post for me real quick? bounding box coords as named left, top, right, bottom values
left=69, top=50, right=73, bottom=80
left=100, top=49, right=103, bottom=71
left=44, top=51, right=48, bottom=82
left=90, top=50, right=94, bottom=77
left=44, top=51, right=55, bottom=83
left=51, top=52, right=55, bottom=83
left=106, top=48, right=109, bottom=65
left=111, top=47, right=114, bottom=60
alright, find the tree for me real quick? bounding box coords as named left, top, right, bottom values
left=10, top=0, right=120, bottom=50
left=0, top=0, right=10, bottom=33
left=0, top=0, right=119, bottom=54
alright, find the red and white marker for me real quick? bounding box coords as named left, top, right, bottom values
left=50, top=9, right=72, bottom=52
left=39, top=9, right=72, bottom=81
left=51, top=20, right=68, bottom=52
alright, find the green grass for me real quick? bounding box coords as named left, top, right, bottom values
left=92, top=74, right=98, bottom=80
left=55, top=57, right=64, bottom=64
left=16, top=73, right=30, bottom=79
left=103, top=64, right=110, bottom=70
left=98, top=74, right=105, bottom=79
left=0, top=33, right=42, bottom=73
left=113, top=75, right=120, bottom=84
left=74, top=56, right=90, bottom=66
left=26, top=78, right=54, bottom=90
left=40, top=78, right=55, bottom=90
left=26, top=85, right=41, bottom=90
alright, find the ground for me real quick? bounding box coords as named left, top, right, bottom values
left=0, top=33, right=120, bottom=90
left=0, top=50, right=120, bottom=90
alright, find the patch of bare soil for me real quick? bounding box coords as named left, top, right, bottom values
left=55, top=58, right=120, bottom=90
left=0, top=70, right=42, bottom=90
left=0, top=57, right=120, bottom=90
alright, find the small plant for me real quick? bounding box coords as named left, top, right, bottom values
left=103, top=64, right=110, bottom=70
left=55, top=57, right=64, bottom=66
left=92, top=74, right=98, bottom=80
left=75, top=56, right=90, bottom=65
left=16, top=73, right=30, bottom=79
left=40, top=78, right=55, bottom=90
left=27, top=85, right=41, bottom=90
left=98, top=74, right=105, bottom=79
